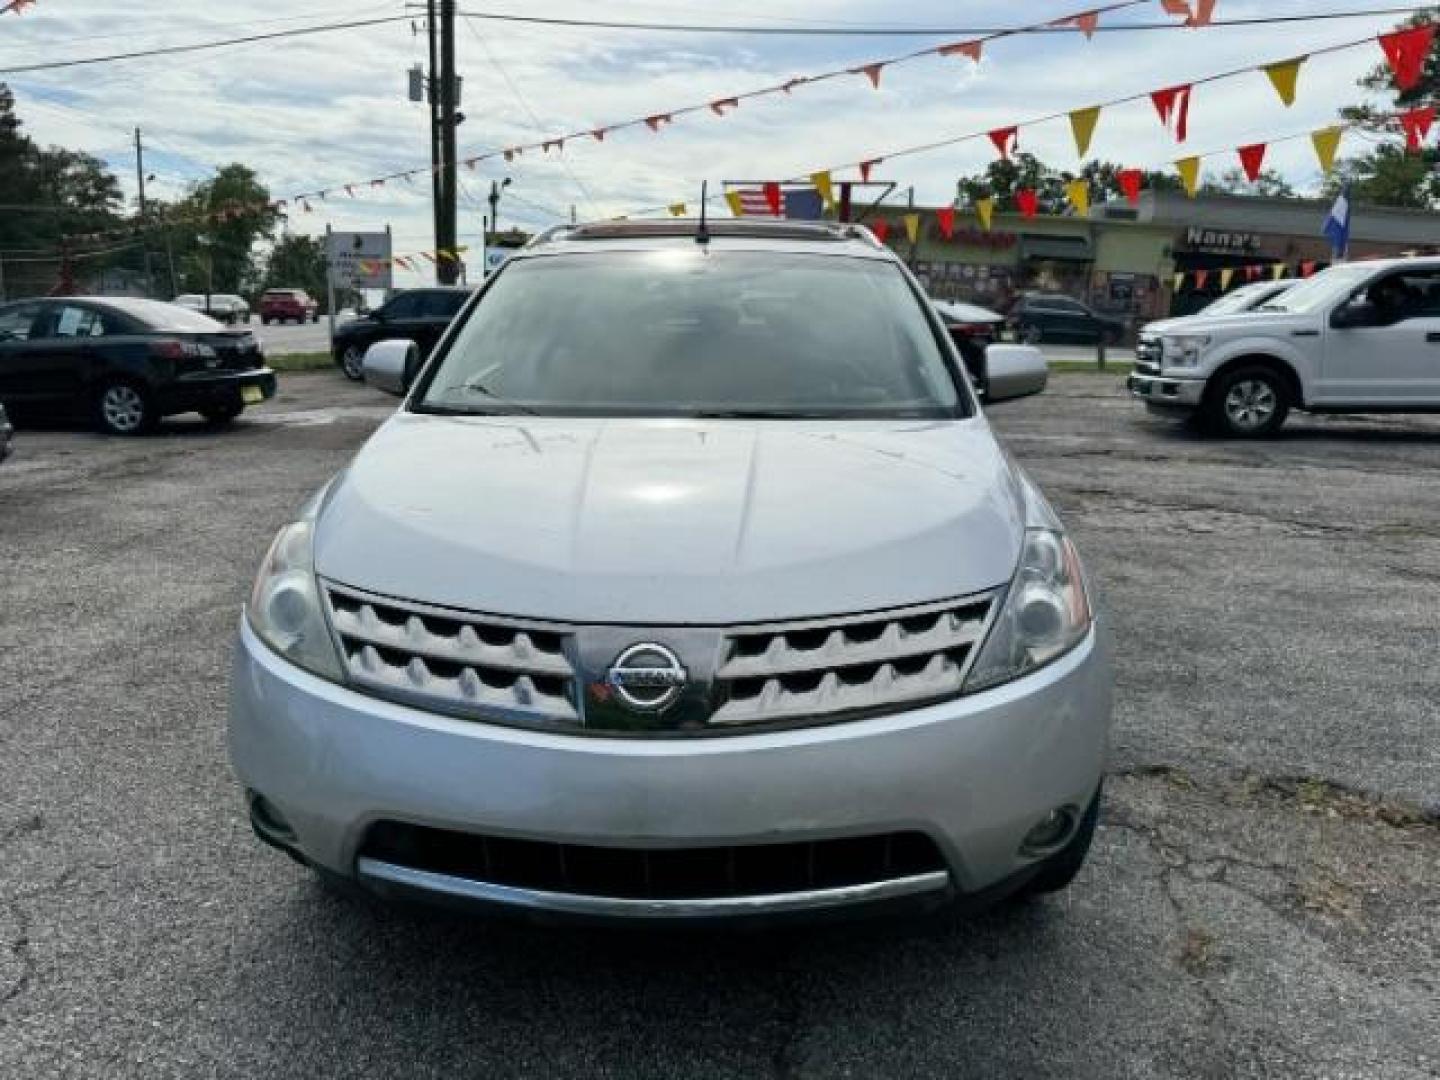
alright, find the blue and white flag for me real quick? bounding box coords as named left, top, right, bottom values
left=1322, top=186, right=1351, bottom=258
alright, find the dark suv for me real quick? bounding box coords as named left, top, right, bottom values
left=332, top=287, right=472, bottom=381
left=1007, top=293, right=1127, bottom=346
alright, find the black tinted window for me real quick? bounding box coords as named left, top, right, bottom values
left=383, top=293, right=423, bottom=318
left=417, top=291, right=467, bottom=318
left=0, top=302, right=42, bottom=342
left=419, top=250, right=964, bottom=418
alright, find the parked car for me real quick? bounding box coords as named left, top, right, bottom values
left=174, top=293, right=251, bottom=324
left=331, top=286, right=472, bottom=381
left=0, top=400, right=12, bottom=462
left=230, top=218, right=1109, bottom=924
left=0, top=296, right=276, bottom=435
left=259, top=289, right=319, bottom=324
left=932, top=299, right=1006, bottom=395
left=1128, top=257, right=1440, bottom=436
left=1007, top=292, right=1127, bottom=346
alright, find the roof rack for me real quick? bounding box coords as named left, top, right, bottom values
left=532, top=219, right=881, bottom=246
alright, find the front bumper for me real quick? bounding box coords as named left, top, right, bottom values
left=1127, top=370, right=1206, bottom=409
left=229, top=617, right=1111, bottom=919
left=159, top=368, right=277, bottom=414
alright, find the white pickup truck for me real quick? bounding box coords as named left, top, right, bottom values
left=1128, top=256, right=1440, bottom=436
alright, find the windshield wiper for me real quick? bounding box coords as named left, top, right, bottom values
left=690, top=409, right=834, bottom=419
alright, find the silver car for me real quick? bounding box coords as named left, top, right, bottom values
left=228, top=219, right=1111, bottom=922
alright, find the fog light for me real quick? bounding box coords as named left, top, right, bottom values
left=1020, top=805, right=1077, bottom=855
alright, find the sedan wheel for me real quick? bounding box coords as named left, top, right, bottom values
left=339, top=345, right=366, bottom=381
left=96, top=382, right=152, bottom=435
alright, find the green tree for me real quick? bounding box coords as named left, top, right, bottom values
left=259, top=232, right=329, bottom=306
left=170, top=164, right=280, bottom=295
left=955, top=155, right=1182, bottom=214
left=1201, top=167, right=1295, bottom=197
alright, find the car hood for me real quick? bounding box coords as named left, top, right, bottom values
left=1140, top=311, right=1309, bottom=338
left=314, top=412, right=1027, bottom=624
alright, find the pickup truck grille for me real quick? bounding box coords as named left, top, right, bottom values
left=710, top=597, right=994, bottom=728
left=324, top=584, right=580, bottom=726
left=1134, top=335, right=1162, bottom=375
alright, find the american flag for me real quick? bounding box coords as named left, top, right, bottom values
left=734, top=188, right=782, bottom=218
left=732, top=187, right=825, bottom=220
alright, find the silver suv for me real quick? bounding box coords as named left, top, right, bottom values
left=228, top=220, right=1112, bottom=921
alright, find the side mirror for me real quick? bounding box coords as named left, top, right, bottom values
left=983, top=344, right=1048, bottom=403
left=363, top=339, right=417, bottom=396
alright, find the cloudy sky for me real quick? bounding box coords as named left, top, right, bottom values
left=0, top=0, right=1415, bottom=283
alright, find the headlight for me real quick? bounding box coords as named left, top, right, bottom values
left=964, top=528, right=1092, bottom=693
left=1161, top=334, right=1209, bottom=369
left=246, top=520, right=344, bottom=681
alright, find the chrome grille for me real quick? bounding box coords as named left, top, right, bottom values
left=711, top=596, right=994, bottom=728
left=324, top=584, right=579, bottom=726
left=1134, top=335, right=1162, bottom=375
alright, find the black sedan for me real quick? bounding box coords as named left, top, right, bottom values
left=933, top=299, right=1005, bottom=395
left=332, top=286, right=472, bottom=382
left=1006, top=292, right=1128, bottom=346
left=0, top=297, right=276, bottom=435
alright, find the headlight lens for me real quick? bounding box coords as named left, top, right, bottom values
left=964, top=528, right=1092, bottom=693
left=1161, top=334, right=1209, bottom=369
left=246, top=521, right=344, bottom=681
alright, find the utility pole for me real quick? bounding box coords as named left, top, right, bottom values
left=425, top=0, right=444, bottom=279
left=134, top=127, right=154, bottom=297
left=437, top=0, right=460, bottom=284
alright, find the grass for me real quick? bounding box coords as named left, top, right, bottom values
left=267, top=351, right=334, bottom=372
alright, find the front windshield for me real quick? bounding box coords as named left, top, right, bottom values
left=1202, top=282, right=1280, bottom=316
left=1258, top=264, right=1374, bottom=313
left=417, top=249, right=966, bottom=418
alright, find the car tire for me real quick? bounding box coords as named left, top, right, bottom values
left=200, top=400, right=244, bottom=425
left=94, top=380, right=155, bottom=436
left=1021, top=323, right=1043, bottom=345
left=339, top=345, right=366, bottom=381
left=1203, top=364, right=1290, bottom=438
left=1015, top=784, right=1101, bottom=899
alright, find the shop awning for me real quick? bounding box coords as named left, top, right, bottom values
left=1019, top=234, right=1093, bottom=261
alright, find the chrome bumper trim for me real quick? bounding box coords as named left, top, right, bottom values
left=356, top=857, right=951, bottom=918
left=1127, top=372, right=1206, bottom=407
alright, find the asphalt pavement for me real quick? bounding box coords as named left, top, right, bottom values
left=1, top=373, right=1437, bottom=1078
left=247, top=309, right=355, bottom=357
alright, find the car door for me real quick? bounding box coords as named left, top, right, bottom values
left=29, top=303, right=110, bottom=410
left=1320, top=267, right=1440, bottom=406
left=1050, top=298, right=1096, bottom=341
left=415, top=291, right=467, bottom=355
left=0, top=301, right=46, bottom=407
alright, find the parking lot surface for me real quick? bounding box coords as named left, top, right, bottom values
left=1, top=373, right=1437, bottom=1078
left=249, top=309, right=354, bottom=357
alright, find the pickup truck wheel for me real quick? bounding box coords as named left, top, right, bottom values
left=1015, top=784, right=1101, bottom=899
left=1206, top=366, right=1290, bottom=437
left=339, top=345, right=365, bottom=381
left=95, top=380, right=155, bottom=436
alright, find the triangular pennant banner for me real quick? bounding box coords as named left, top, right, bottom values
left=975, top=197, right=994, bottom=231
left=1300, top=260, right=1317, bottom=277
left=1246, top=264, right=1262, bottom=281
left=1016, top=188, right=1039, bottom=218
left=1238, top=142, right=1267, bottom=182
left=1311, top=126, right=1343, bottom=175
left=1151, top=84, right=1193, bottom=142
left=1263, top=57, right=1304, bottom=107
left=1175, top=156, right=1201, bottom=197
left=710, top=97, right=739, bottom=115
left=859, top=158, right=882, bottom=183
left=1161, top=0, right=1190, bottom=15
left=1271, top=263, right=1288, bottom=280
left=857, top=62, right=885, bottom=89
left=1118, top=168, right=1143, bottom=205
left=1401, top=104, right=1435, bottom=151
left=591, top=129, right=607, bottom=142
left=988, top=126, right=1019, bottom=159
left=1073, top=11, right=1099, bottom=39
left=1069, top=107, right=1101, bottom=157
left=1378, top=25, right=1435, bottom=91
left=1064, top=178, right=1090, bottom=217
left=936, top=206, right=956, bottom=239
left=1195, top=269, right=1210, bottom=289
left=904, top=213, right=921, bottom=244
left=1219, top=267, right=1235, bottom=290
left=871, top=220, right=890, bottom=244
left=725, top=191, right=745, bottom=217
left=939, top=40, right=983, bottom=62
left=1187, top=0, right=1217, bottom=28
left=644, top=114, right=671, bottom=132
left=1172, top=272, right=1185, bottom=291
left=811, top=171, right=835, bottom=209
left=763, top=182, right=783, bottom=216
left=668, top=203, right=687, bottom=217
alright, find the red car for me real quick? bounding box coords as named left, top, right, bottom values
left=259, top=289, right=319, bottom=325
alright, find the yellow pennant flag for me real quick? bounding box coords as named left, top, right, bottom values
left=903, top=213, right=921, bottom=244
left=1272, top=263, right=1288, bottom=280
left=1068, top=106, right=1101, bottom=158
left=1172, top=272, right=1184, bottom=292
left=1064, top=178, right=1090, bottom=217
left=1311, top=126, right=1343, bottom=176
left=1220, top=267, right=1235, bottom=290
left=668, top=203, right=687, bottom=217
left=725, top=191, right=745, bottom=217
left=1263, top=57, right=1304, bottom=107
left=1174, top=156, right=1201, bottom=197
left=810, top=170, right=835, bottom=209
left=975, top=197, right=994, bottom=231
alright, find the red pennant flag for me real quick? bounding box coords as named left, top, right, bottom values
left=871, top=220, right=890, bottom=244
left=504, top=148, right=516, bottom=161
left=644, top=114, right=671, bottom=132
left=1401, top=104, right=1435, bottom=150
left=591, top=129, right=606, bottom=142
left=543, top=139, right=563, bottom=153
left=781, top=77, right=807, bottom=94
left=344, top=184, right=356, bottom=197
left=857, top=62, right=885, bottom=89
left=1246, top=264, right=1262, bottom=281
left=1187, top=0, right=1216, bottom=26
left=1237, top=142, right=1267, bottom=181
left=1300, top=260, right=1317, bottom=277
left=939, top=40, right=982, bottom=61
left=764, top=182, right=783, bottom=216
left=1161, top=0, right=1190, bottom=15
left=300, top=200, right=312, bottom=213
left=1195, top=269, right=1210, bottom=289
left=988, top=126, right=1018, bottom=159
left=1151, top=84, right=1192, bottom=142
left=859, top=158, right=883, bottom=182
left=1379, top=25, right=1435, bottom=91
left=710, top=97, right=739, bottom=115
left=936, top=207, right=956, bottom=239
left=1117, top=168, right=1143, bottom=205
left=1016, top=188, right=1039, bottom=218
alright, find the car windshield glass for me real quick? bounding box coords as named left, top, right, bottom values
left=1201, top=283, right=1275, bottom=315
left=417, top=250, right=965, bottom=418
left=1257, top=264, right=1373, bottom=312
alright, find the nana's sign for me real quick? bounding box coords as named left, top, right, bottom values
left=933, top=225, right=1018, bottom=250
left=1183, top=227, right=1260, bottom=253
